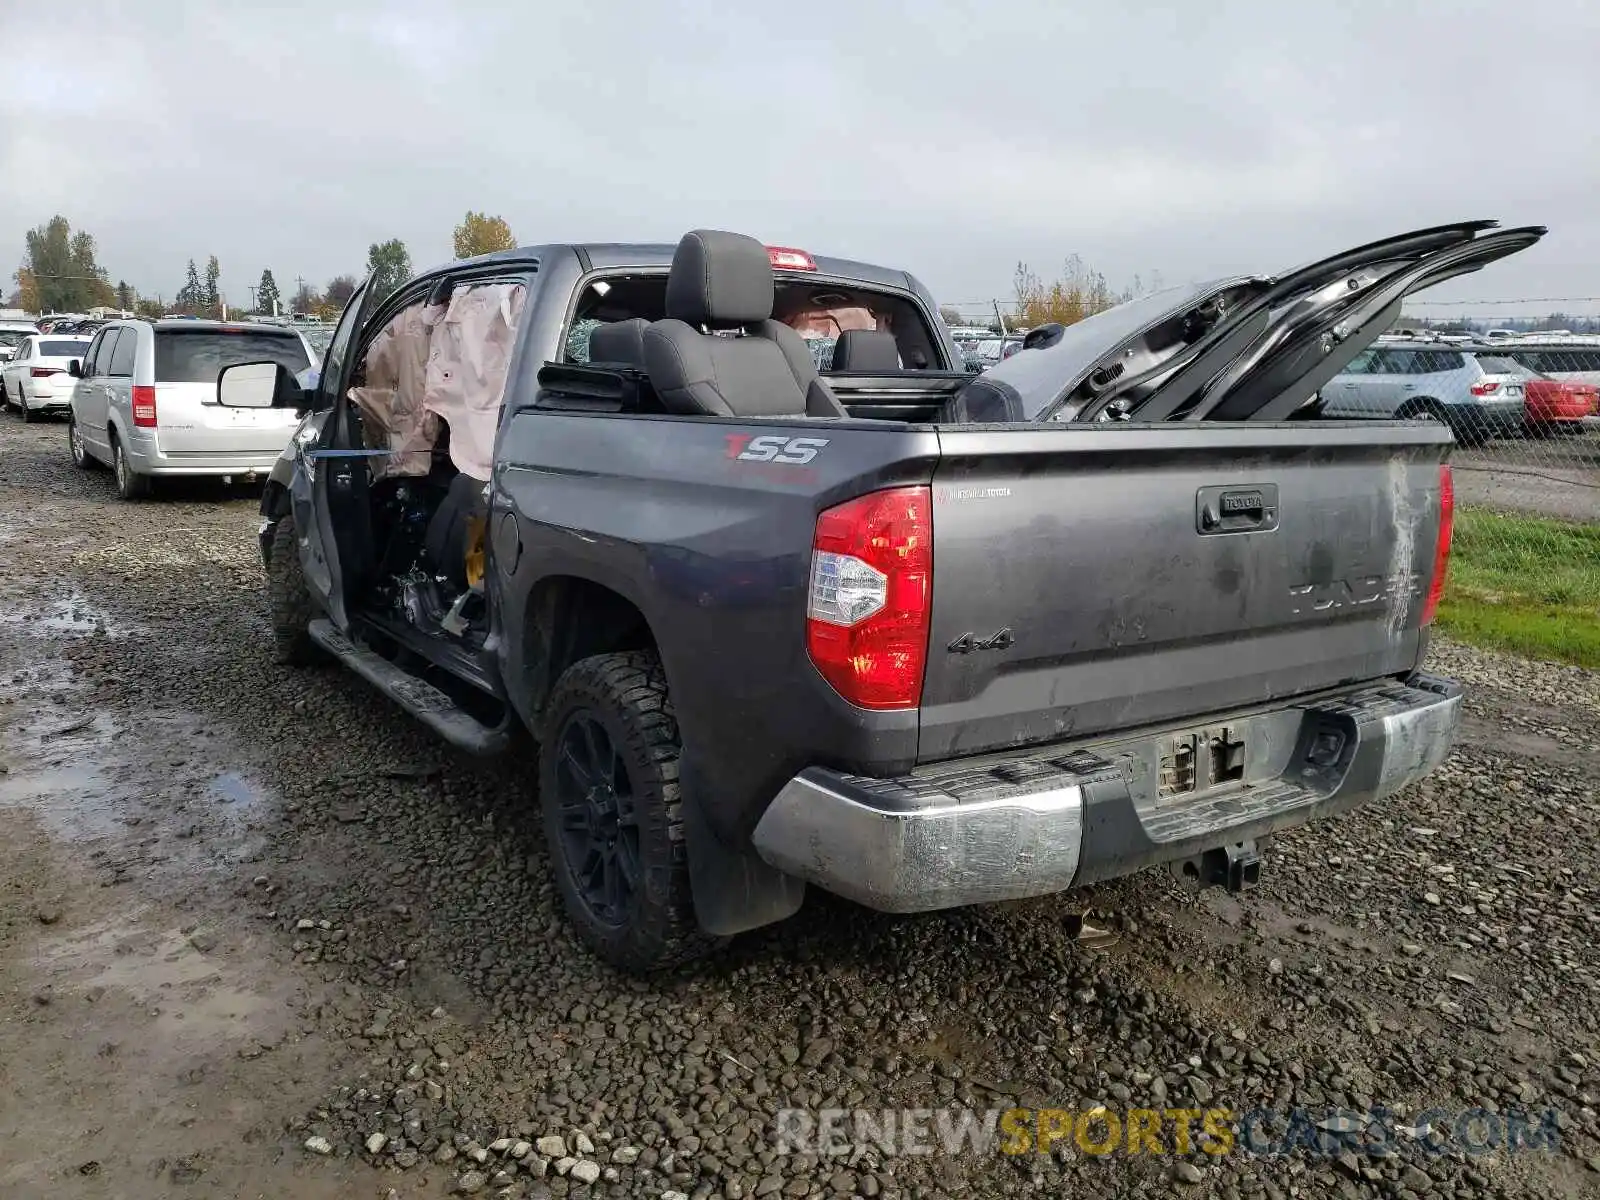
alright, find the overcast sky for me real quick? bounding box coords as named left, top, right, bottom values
left=3, top=0, right=1597, bottom=318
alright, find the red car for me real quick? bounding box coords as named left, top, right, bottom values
left=1523, top=375, right=1598, bottom=434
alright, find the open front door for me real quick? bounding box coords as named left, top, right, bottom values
left=292, top=279, right=381, bottom=631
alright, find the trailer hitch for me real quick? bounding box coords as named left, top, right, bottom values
left=1175, top=840, right=1263, bottom=893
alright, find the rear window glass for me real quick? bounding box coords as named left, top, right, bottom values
left=1473, top=356, right=1532, bottom=376
left=155, top=329, right=309, bottom=384
left=40, top=339, right=89, bottom=357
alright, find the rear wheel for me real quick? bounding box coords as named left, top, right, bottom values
left=111, top=433, right=152, bottom=500
left=68, top=412, right=95, bottom=469
left=540, top=650, right=720, bottom=972
left=266, top=513, right=323, bottom=666
left=19, top=392, right=38, bottom=423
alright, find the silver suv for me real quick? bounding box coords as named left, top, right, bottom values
left=1321, top=342, right=1524, bottom=445
left=67, top=319, right=313, bottom=499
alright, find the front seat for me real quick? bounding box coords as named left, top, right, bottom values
left=829, top=329, right=900, bottom=372
left=643, top=231, right=846, bottom=419
left=422, top=471, right=488, bottom=590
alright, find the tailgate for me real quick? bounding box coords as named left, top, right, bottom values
left=155, top=382, right=301, bottom=454
left=918, top=421, right=1451, bottom=761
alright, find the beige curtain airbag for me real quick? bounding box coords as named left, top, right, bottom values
left=423, top=283, right=527, bottom=481
left=348, top=281, right=526, bottom=481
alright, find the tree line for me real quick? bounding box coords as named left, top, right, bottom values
left=7, top=211, right=519, bottom=320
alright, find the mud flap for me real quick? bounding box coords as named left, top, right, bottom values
left=681, top=756, right=806, bottom=936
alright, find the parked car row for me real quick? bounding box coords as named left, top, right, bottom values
left=1318, top=336, right=1598, bottom=442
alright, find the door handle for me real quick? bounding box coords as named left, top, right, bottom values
left=1403, top=384, right=1416, bottom=391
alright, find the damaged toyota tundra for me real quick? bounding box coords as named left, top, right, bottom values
left=219, top=219, right=1543, bottom=970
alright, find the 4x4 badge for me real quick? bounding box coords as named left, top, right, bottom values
left=947, top=628, right=1015, bottom=654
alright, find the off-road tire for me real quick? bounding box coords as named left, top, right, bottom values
left=540, top=650, right=721, bottom=972
left=111, top=433, right=152, bottom=500
left=267, top=513, right=322, bottom=666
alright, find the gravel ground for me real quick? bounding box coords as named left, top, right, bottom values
left=1, top=412, right=1598, bottom=1200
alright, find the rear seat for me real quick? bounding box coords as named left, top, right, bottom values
left=587, top=318, right=650, bottom=369
left=829, top=329, right=900, bottom=372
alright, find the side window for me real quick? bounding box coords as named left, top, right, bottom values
left=1342, top=350, right=1376, bottom=375
left=1430, top=351, right=1464, bottom=372
left=78, top=332, right=105, bottom=375
left=1371, top=350, right=1408, bottom=374
left=15, top=339, right=32, bottom=362
left=315, top=281, right=370, bottom=410
left=90, top=331, right=119, bottom=377
left=1574, top=350, right=1600, bottom=371
left=108, top=328, right=137, bottom=377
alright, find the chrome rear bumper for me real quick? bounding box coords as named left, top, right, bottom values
left=751, top=674, right=1461, bottom=912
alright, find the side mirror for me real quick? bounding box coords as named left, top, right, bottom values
left=217, top=360, right=305, bottom=409
left=68, top=359, right=82, bottom=377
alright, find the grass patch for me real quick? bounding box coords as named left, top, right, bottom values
left=1435, top=507, right=1600, bottom=667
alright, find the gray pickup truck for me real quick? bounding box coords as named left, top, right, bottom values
left=219, top=220, right=1541, bottom=971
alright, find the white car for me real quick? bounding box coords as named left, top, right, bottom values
left=2, top=333, right=93, bottom=421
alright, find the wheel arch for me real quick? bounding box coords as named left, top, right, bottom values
left=519, top=572, right=804, bottom=939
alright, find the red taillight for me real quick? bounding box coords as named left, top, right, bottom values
left=806, top=486, right=933, bottom=709
left=29, top=367, right=60, bottom=378
left=766, top=245, right=817, bottom=272
left=1421, top=464, right=1454, bottom=626
left=132, top=385, right=157, bottom=427
left=1469, top=381, right=1500, bottom=396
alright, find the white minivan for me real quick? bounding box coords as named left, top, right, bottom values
left=67, top=319, right=314, bottom=499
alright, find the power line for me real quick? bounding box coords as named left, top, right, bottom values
left=941, top=294, right=1600, bottom=309
left=1404, top=296, right=1600, bottom=306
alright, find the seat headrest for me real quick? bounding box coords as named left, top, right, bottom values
left=587, top=318, right=650, bottom=367
left=665, top=230, right=774, bottom=328
left=829, top=329, right=900, bottom=372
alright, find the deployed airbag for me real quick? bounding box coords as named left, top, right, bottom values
left=348, top=281, right=527, bottom=480
left=350, top=302, right=444, bottom=478
left=423, top=282, right=527, bottom=480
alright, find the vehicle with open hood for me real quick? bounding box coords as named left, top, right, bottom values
left=222, top=220, right=1540, bottom=971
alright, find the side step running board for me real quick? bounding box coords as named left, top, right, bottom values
left=307, top=619, right=511, bottom=754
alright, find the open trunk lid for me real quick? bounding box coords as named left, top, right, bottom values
left=917, top=421, right=1451, bottom=761
left=968, top=220, right=1547, bottom=426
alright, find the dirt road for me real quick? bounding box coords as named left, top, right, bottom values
left=1, top=414, right=1597, bottom=1200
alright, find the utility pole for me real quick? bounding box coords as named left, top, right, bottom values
left=247, top=284, right=258, bottom=311
left=295, top=275, right=306, bottom=314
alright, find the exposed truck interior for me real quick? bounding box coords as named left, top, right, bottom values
left=330, top=279, right=525, bottom=716
left=334, top=235, right=975, bottom=695
left=555, top=240, right=975, bottom=423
